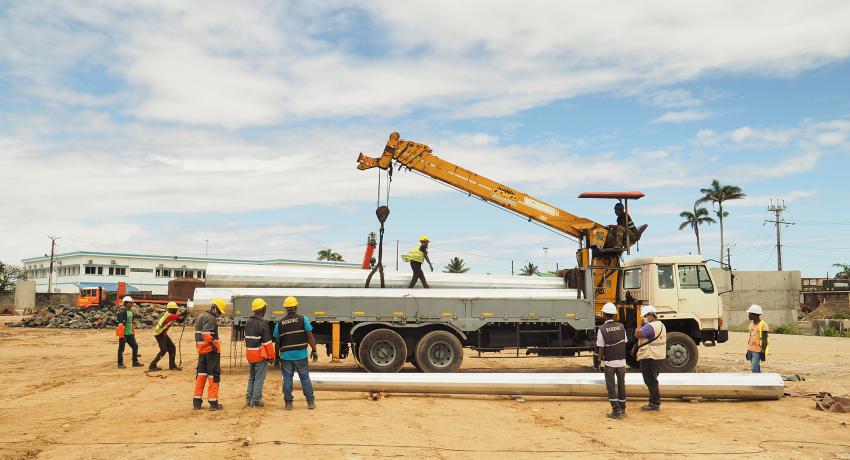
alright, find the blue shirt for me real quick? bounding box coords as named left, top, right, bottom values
left=639, top=323, right=656, bottom=340
left=273, top=316, right=313, bottom=361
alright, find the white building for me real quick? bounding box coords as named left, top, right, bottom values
left=21, top=250, right=359, bottom=295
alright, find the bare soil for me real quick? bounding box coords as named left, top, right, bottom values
left=1, top=327, right=849, bottom=459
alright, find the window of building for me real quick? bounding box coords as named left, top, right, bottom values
left=85, top=266, right=97, bottom=275
left=184, top=271, right=193, bottom=278
left=97, top=266, right=103, bottom=275
left=108, top=267, right=127, bottom=276
left=198, top=270, right=206, bottom=279
left=657, top=265, right=674, bottom=289
left=175, top=270, right=184, bottom=278
left=623, top=268, right=641, bottom=290
left=678, top=265, right=714, bottom=293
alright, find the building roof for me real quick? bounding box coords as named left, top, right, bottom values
left=22, top=250, right=359, bottom=267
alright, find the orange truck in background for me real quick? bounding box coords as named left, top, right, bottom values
left=77, top=281, right=192, bottom=308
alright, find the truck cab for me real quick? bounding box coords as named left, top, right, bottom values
left=619, top=255, right=728, bottom=372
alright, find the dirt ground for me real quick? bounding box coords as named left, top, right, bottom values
left=1, top=325, right=849, bottom=460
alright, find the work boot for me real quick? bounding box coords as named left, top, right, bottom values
left=168, top=365, right=182, bottom=371
left=148, top=365, right=162, bottom=372
left=132, top=362, right=144, bottom=368
left=117, top=363, right=126, bottom=369
left=251, top=401, right=265, bottom=408
left=606, top=402, right=622, bottom=419
left=640, top=404, right=660, bottom=411
left=619, top=402, right=627, bottom=417
left=209, top=401, right=223, bottom=411
left=193, top=399, right=203, bottom=411
left=307, top=401, right=316, bottom=410
left=284, top=401, right=293, bottom=410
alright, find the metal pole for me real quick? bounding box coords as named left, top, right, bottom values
left=396, top=240, right=399, bottom=271
left=47, top=235, right=60, bottom=302
left=543, top=247, right=549, bottom=273
left=511, top=260, right=514, bottom=276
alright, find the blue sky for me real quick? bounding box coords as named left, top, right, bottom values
left=2, top=1, right=849, bottom=277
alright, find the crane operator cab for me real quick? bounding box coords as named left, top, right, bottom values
left=578, top=192, right=648, bottom=254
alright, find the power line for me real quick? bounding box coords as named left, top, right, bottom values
left=765, top=199, right=794, bottom=271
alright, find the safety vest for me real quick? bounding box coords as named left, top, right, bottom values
left=194, top=312, right=221, bottom=355
left=245, top=316, right=275, bottom=363
left=154, top=312, right=177, bottom=336
left=748, top=321, right=769, bottom=356
left=277, top=313, right=308, bottom=353
left=637, top=321, right=666, bottom=361
left=599, top=320, right=627, bottom=362
left=403, top=246, right=425, bottom=263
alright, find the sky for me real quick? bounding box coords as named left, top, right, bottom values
left=1, top=1, right=850, bottom=277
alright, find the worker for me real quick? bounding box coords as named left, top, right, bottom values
left=612, top=203, right=647, bottom=247
left=402, top=236, right=433, bottom=288
left=597, top=302, right=627, bottom=419
left=116, top=296, right=143, bottom=369
left=193, top=298, right=226, bottom=411
left=273, top=296, right=318, bottom=410
left=245, top=298, right=276, bottom=407
left=148, top=302, right=185, bottom=371
left=746, top=304, right=769, bottom=373
left=634, top=304, right=666, bottom=411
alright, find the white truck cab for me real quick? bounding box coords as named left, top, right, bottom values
left=620, top=255, right=728, bottom=372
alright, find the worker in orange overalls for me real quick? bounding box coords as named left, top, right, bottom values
left=193, top=298, right=226, bottom=410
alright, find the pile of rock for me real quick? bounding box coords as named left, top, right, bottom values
left=9, top=303, right=233, bottom=329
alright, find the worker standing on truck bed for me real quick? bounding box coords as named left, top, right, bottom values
left=245, top=298, right=275, bottom=407
left=597, top=302, right=627, bottom=419
left=116, top=296, right=143, bottom=369
left=148, top=302, right=185, bottom=372
left=193, top=298, right=226, bottom=411
left=403, top=236, right=433, bottom=288
left=746, top=304, right=769, bottom=373
left=634, top=305, right=666, bottom=411
left=273, top=296, right=318, bottom=410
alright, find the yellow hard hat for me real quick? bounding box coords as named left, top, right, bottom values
left=283, top=296, right=299, bottom=308
left=419, top=235, right=430, bottom=242
left=252, top=298, right=268, bottom=311
left=166, top=301, right=178, bottom=311
left=210, top=298, right=227, bottom=314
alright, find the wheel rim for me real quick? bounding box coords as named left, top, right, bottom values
left=667, top=342, right=690, bottom=368
left=426, top=341, right=454, bottom=368
left=369, top=339, right=397, bottom=367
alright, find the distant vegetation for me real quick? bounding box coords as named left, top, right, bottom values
left=317, top=249, right=344, bottom=262
left=519, top=262, right=540, bottom=276
left=774, top=324, right=803, bottom=335
left=443, top=257, right=470, bottom=273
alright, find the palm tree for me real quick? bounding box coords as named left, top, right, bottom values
left=519, top=262, right=540, bottom=276
left=678, top=204, right=716, bottom=255
left=697, top=179, right=746, bottom=265
left=317, top=249, right=344, bottom=262
left=833, top=263, right=850, bottom=279
left=443, top=257, right=470, bottom=273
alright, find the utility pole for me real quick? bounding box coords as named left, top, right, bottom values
left=511, top=260, right=514, bottom=276
left=205, top=239, right=209, bottom=256
left=395, top=240, right=399, bottom=271
left=765, top=199, right=794, bottom=271
left=47, top=235, right=60, bottom=301
left=543, top=247, right=549, bottom=273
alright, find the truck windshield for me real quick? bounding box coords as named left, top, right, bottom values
left=678, top=265, right=714, bottom=294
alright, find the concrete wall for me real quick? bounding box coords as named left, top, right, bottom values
left=711, top=269, right=800, bottom=327
left=15, top=280, right=36, bottom=312
left=0, top=292, right=14, bottom=313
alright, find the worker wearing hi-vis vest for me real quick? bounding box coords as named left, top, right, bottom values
left=746, top=304, right=769, bottom=373
left=273, top=296, right=318, bottom=410
left=148, top=302, right=186, bottom=372
left=193, top=298, right=226, bottom=411
left=634, top=305, right=666, bottom=411
left=597, top=302, right=627, bottom=419
left=402, top=236, right=433, bottom=288
left=116, top=296, right=143, bottom=369
left=244, top=298, right=276, bottom=407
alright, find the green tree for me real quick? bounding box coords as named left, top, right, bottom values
left=0, top=262, right=25, bottom=292
left=519, top=262, right=540, bottom=276
left=697, top=179, right=746, bottom=265
left=833, top=263, right=850, bottom=279
left=678, top=204, right=716, bottom=255
left=443, top=257, right=470, bottom=273
left=317, top=249, right=344, bottom=262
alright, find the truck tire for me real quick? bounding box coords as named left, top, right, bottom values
left=358, top=329, right=407, bottom=373
left=414, top=330, right=463, bottom=372
left=661, top=332, right=699, bottom=373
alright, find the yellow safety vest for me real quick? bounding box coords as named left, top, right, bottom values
left=402, top=246, right=425, bottom=263
left=155, top=311, right=175, bottom=336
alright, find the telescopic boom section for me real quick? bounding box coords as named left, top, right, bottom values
left=357, top=132, right=610, bottom=250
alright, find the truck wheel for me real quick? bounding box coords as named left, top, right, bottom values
left=415, top=330, right=463, bottom=372
left=358, top=329, right=407, bottom=373
left=661, top=332, right=699, bottom=373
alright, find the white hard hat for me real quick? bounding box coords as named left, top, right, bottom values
left=747, top=304, right=763, bottom=315
left=602, top=303, right=617, bottom=315
left=122, top=296, right=134, bottom=303
left=641, top=305, right=657, bottom=317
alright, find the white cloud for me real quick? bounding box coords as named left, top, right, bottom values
left=652, top=110, right=716, bottom=123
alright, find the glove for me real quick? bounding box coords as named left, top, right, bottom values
left=311, top=350, right=318, bottom=363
